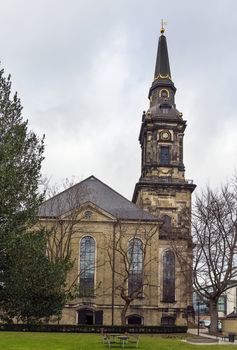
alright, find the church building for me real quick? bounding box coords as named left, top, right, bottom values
left=38, top=27, right=196, bottom=326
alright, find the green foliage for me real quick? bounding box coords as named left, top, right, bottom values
left=0, top=69, right=44, bottom=237
left=0, top=67, right=70, bottom=322
left=1, top=231, right=70, bottom=323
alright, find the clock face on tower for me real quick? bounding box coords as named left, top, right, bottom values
left=160, top=130, right=171, bottom=141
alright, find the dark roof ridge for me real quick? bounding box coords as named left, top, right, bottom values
left=87, top=177, right=160, bottom=221
left=42, top=175, right=139, bottom=209
left=86, top=175, right=142, bottom=209
left=41, top=175, right=97, bottom=206
left=39, top=175, right=159, bottom=221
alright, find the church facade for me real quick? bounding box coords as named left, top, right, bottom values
left=38, top=28, right=196, bottom=326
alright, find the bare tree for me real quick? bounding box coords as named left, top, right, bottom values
left=37, top=179, right=105, bottom=300
left=37, top=179, right=89, bottom=295
left=192, top=181, right=237, bottom=333
left=38, top=179, right=81, bottom=261
left=106, top=221, right=159, bottom=325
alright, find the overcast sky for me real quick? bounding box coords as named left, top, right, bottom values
left=1, top=0, right=237, bottom=199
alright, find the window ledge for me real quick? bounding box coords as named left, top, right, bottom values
left=160, top=300, right=176, bottom=303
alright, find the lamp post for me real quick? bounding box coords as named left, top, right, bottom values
left=197, top=301, right=200, bottom=336
left=111, top=223, right=116, bottom=325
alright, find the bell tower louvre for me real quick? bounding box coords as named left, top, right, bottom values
left=133, top=26, right=196, bottom=238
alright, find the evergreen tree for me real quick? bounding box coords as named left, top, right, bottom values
left=0, top=68, right=44, bottom=285
left=1, top=231, right=68, bottom=323
left=0, top=68, right=70, bottom=322
left=0, top=69, right=44, bottom=239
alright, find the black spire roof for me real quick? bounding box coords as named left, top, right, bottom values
left=154, top=33, right=171, bottom=79
left=148, top=30, right=176, bottom=98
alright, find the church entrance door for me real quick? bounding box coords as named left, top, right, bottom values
left=77, top=308, right=103, bottom=325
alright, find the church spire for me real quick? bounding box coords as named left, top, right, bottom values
left=154, top=32, right=171, bottom=80
left=149, top=28, right=176, bottom=100
left=133, top=27, right=196, bottom=213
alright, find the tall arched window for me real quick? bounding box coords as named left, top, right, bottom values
left=128, top=238, right=143, bottom=295
left=163, top=250, right=175, bottom=302
left=79, top=236, right=95, bottom=297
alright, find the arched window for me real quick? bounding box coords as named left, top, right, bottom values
left=161, top=315, right=175, bottom=325
left=163, top=250, right=175, bottom=302
left=77, top=308, right=103, bottom=325
left=128, top=238, right=143, bottom=296
left=79, top=236, right=95, bottom=297
left=160, top=214, right=171, bottom=235
left=127, top=314, right=143, bottom=325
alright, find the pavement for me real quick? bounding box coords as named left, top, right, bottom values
left=187, top=328, right=237, bottom=345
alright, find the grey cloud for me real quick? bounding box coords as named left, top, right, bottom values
left=0, top=0, right=236, bottom=198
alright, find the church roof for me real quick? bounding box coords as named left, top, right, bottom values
left=38, top=175, right=158, bottom=221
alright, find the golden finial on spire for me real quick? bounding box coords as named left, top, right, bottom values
left=160, top=19, right=167, bottom=34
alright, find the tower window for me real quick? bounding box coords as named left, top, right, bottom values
left=160, top=146, right=170, bottom=166
left=159, top=89, right=169, bottom=98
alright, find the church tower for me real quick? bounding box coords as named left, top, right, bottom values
left=133, top=26, right=196, bottom=238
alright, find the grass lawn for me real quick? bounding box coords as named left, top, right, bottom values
left=0, top=332, right=235, bottom=350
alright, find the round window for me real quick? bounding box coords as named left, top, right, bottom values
left=160, top=89, right=168, bottom=98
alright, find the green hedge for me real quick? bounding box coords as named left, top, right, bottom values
left=0, top=324, right=187, bottom=334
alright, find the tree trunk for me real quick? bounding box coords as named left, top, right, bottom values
left=121, top=301, right=130, bottom=326
left=209, top=300, right=218, bottom=334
